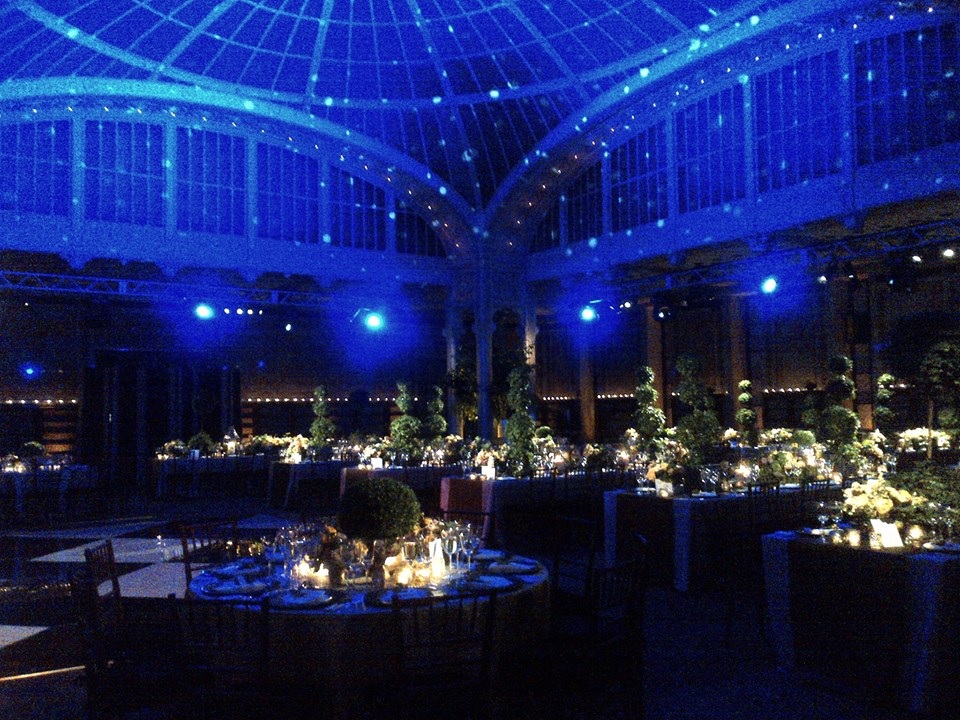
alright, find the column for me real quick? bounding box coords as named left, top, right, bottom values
left=579, top=335, right=597, bottom=443
left=475, top=307, right=494, bottom=442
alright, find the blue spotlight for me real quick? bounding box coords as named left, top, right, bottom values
left=21, top=362, right=40, bottom=379
left=760, top=276, right=779, bottom=294
left=363, top=311, right=384, bottom=331
left=194, top=303, right=215, bottom=319
left=580, top=305, right=598, bottom=322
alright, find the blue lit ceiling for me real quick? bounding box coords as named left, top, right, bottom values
left=1, top=0, right=796, bottom=211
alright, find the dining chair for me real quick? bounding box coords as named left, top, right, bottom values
left=72, top=568, right=177, bottom=719
left=83, top=539, right=123, bottom=626
left=746, top=479, right=783, bottom=534
left=714, top=481, right=782, bottom=648
left=171, top=594, right=273, bottom=719
left=179, top=518, right=239, bottom=588
left=390, top=591, right=498, bottom=720
left=549, top=532, right=648, bottom=720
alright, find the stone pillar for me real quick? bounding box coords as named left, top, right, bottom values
left=579, top=338, right=597, bottom=442
left=443, top=305, right=462, bottom=435
left=475, top=307, right=495, bottom=442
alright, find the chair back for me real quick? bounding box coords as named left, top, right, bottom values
left=746, top=480, right=782, bottom=532
left=550, top=514, right=603, bottom=594
left=83, top=539, right=124, bottom=625
left=586, top=533, right=647, bottom=642
left=179, top=519, right=239, bottom=586
left=173, top=596, right=270, bottom=693
left=390, top=592, right=497, bottom=718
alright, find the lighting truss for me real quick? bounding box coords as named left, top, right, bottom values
left=617, top=218, right=960, bottom=297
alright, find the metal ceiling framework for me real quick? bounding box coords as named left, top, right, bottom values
left=605, top=217, right=960, bottom=301
left=4, top=218, right=958, bottom=310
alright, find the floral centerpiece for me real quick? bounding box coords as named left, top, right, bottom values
left=842, top=476, right=925, bottom=523
left=646, top=439, right=692, bottom=496
left=897, top=427, right=953, bottom=453
left=281, top=434, right=311, bottom=463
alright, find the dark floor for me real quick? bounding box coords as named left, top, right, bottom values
left=0, top=493, right=915, bottom=720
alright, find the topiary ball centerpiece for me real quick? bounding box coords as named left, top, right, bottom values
left=336, top=476, right=421, bottom=543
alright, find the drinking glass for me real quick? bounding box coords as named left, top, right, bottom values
left=441, top=530, right=459, bottom=574
left=460, top=528, right=480, bottom=572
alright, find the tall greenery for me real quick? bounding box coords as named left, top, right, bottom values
left=504, top=364, right=537, bottom=477
left=310, top=385, right=337, bottom=450
left=734, top=379, right=757, bottom=445
left=873, top=373, right=897, bottom=433
left=674, top=354, right=722, bottom=466
left=632, top=365, right=665, bottom=452
left=918, top=340, right=960, bottom=457
left=804, top=354, right=859, bottom=458
left=389, top=382, right=423, bottom=465
left=422, top=384, right=448, bottom=442
left=445, top=343, right=528, bottom=433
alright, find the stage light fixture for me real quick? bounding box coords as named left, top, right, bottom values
left=579, top=305, right=598, bottom=322
left=363, top=311, right=384, bottom=331
left=760, top=276, right=778, bottom=294
left=21, top=363, right=40, bottom=379
left=194, top=303, right=214, bottom=319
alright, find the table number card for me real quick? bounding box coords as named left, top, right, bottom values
left=870, top=519, right=904, bottom=548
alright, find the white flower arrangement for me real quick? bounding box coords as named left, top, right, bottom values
left=843, top=476, right=924, bottom=520
left=897, top=428, right=953, bottom=453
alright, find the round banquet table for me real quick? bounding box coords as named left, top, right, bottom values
left=188, top=549, right=550, bottom=719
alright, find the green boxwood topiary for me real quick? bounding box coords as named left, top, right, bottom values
left=337, top=476, right=421, bottom=542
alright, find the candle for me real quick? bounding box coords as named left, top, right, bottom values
left=846, top=529, right=861, bottom=547
left=396, top=566, right=413, bottom=586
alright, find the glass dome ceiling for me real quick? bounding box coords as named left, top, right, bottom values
left=1, top=0, right=800, bottom=213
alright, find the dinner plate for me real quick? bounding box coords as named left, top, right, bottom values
left=922, top=542, right=960, bottom=553
left=485, top=560, right=539, bottom=574
left=369, top=587, right=434, bottom=607
left=209, top=560, right=261, bottom=579
left=271, top=588, right=335, bottom=609
left=469, top=574, right=516, bottom=590
left=204, top=577, right=272, bottom=597
left=472, top=549, right=504, bottom=562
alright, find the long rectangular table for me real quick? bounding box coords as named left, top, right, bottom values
left=763, top=531, right=960, bottom=715
left=603, top=486, right=835, bottom=591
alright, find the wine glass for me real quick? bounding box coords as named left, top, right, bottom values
left=441, top=530, right=459, bottom=574
left=815, top=501, right=830, bottom=541
left=460, top=527, right=481, bottom=572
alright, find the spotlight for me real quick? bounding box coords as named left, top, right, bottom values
left=580, top=305, right=598, bottom=322
left=760, top=276, right=778, bottom=294
left=21, top=362, right=40, bottom=379
left=655, top=306, right=672, bottom=321
left=943, top=248, right=955, bottom=259
left=284, top=323, right=292, bottom=332
left=363, top=311, right=384, bottom=331
left=194, top=303, right=214, bottom=319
